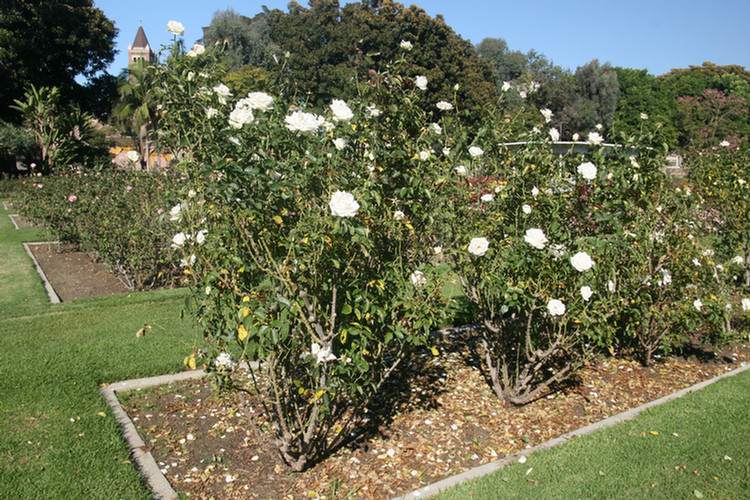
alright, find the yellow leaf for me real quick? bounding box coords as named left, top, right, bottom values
left=312, top=389, right=326, bottom=403
left=241, top=307, right=250, bottom=318
left=430, top=346, right=439, bottom=356
left=273, top=215, right=283, bottom=225
left=238, top=324, right=248, bottom=341
left=242, top=296, right=250, bottom=302
left=187, top=355, right=197, bottom=370
left=650, top=431, right=659, bottom=436
left=97, top=412, right=107, bottom=418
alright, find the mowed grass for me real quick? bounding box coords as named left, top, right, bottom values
left=435, top=368, right=750, bottom=500
left=0, top=201, right=201, bottom=499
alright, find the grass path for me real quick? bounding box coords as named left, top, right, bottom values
left=0, top=201, right=201, bottom=499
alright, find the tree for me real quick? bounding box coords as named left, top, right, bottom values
left=0, top=0, right=117, bottom=122
left=676, top=89, right=748, bottom=149
left=113, top=61, right=159, bottom=170
left=613, top=68, right=676, bottom=147
left=265, top=0, right=497, bottom=115
left=201, top=8, right=279, bottom=72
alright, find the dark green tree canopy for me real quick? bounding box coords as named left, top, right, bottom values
left=264, top=0, right=497, bottom=113
left=0, top=0, right=116, bottom=122
left=201, top=8, right=279, bottom=72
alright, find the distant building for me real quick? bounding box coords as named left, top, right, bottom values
left=128, top=26, right=155, bottom=65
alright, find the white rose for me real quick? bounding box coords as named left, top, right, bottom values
left=657, top=268, right=672, bottom=286
left=587, top=131, right=603, bottom=145
left=577, top=162, right=597, bottom=180
left=212, top=83, right=232, bottom=104
left=531, top=186, right=540, bottom=198
left=433, top=246, right=442, bottom=254
left=547, top=299, right=566, bottom=316
left=187, top=43, right=205, bottom=57
left=410, top=270, right=427, bottom=287
left=285, top=111, right=324, bottom=133
left=480, top=193, right=494, bottom=202
left=608, top=280, right=616, bottom=293
left=502, top=81, right=511, bottom=92
left=195, top=229, right=208, bottom=245
left=169, top=203, right=183, bottom=222
left=214, top=352, right=236, bottom=371
left=333, top=138, right=347, bottom=150
left=167, top=20, right=185, bottom=36
left=393, top=210, right=405, bottom=220
left=436, top=101, right=454, bottom=111
left=580, top=286, right=593, bottom=301
left=468, top=237, right=489, bottom=257
left=570, top=252, right=594, bottom=272
left=455, top=165, right=467, bottom=175
left=400, top=40, right=413, bottom=51
left=419, top=150, right=431, bottom=160
left=171, top=232, right=187, bottom=248
left=640, top=112, right=648, bottom=120
left=330, top=99, right=354, bottom=122
left=540, top=108, right=553, bottom=123
left=311, top=343, right=336, bottom=364
left=366, top=105, right=381, bottom=118
left=468, top=146, right=484, bottom=158
left=549, top=128, right=560, bottom=142
left=733, top=255, right=745, bottom=265
left=329, top=190, right=359, bottom=217
left=245, top=92, right=274, bottom=111
left=522, top=204, right=532, bottom=214
left=693, top=299, right=703, bottom=311
left=205, top=107, right=218, bottom=119
left=742, top=298, right=750, bottom=312
left=415, top=75, right=428, bottom=90
left=125, top=150, right=140, bottom=163
left=228, top=107, right=254, bottom=128
left=572, top=133, right=580, bottom=141
left=720, top=140, right=730, bottom=147
left=524, top=228, right=548, bottom=249
left=179, top=254, right=196, bottom=267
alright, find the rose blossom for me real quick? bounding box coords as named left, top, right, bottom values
left=742, top=298, right=750, bottom=312
left=212, top=84, right=232, bottom=104
left=468, top=237, right=489, bottom=257
left=577, top=162, right=597, bottom=180
left=480, top=193, right=494, bottom=202
left=570, top=251, right=594, bottom=272
left=522, top=204, right=532, bottom=214
left=187, top=43, right=205, bottom=57
left=171, top=232, right=187, bottom=248
left=524, top=228, right=548, bottom=249
left=330, top=99, right=354, bottom=122
left=693, top=299, right=703, bottom=311
left=167, top=20, right=184, bottom=36
left=285, top=111, right=324, bottom=133
left=329, top=190, right=359, bottom=217
left=540, top=108, right=553, bottom=122
left=410, top=270, right=427, bottom=287
left=333, top=138, right=347, bottom=150
left=228, top=107, right=254, bottom=128
left=415, top=75, right=428, bottom=90
left=195, top=229, right=208, bottom=245
left=214, top=352, right=236, bottom=371
left=436, top=101, right=454, bottom=111
left=400, top=40, right=413, bottom=51
left=455, top=165, right=467, bottom=175
left=125, top=150, right=140, bottom=163
left=393, top=210, right=405, bottom=220
left=311, top=343, right=336, bottom=364
left=68, top=195, right=77, bottom=202
left=547, top=299, right=566, bottom=316
left=549, top=128, right=560, bottom=142
left=580, top=286, right=594, bottom=301
left=244, top=92, right=274, bottom=111
left=468, top=146, right=484, bottom=158
left=587, top=131, right=603, bottom=145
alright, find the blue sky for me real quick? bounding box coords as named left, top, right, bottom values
left=94, top=0, right=750, bottom=77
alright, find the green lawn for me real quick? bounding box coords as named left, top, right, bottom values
left=0, top=201, right=201, bottom=499
left=435, top=368, right=750, bottom=500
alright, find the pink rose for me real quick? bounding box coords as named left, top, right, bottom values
left=68, top=195, right=77, bottom=202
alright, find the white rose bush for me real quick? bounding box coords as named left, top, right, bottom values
left=159, top=41, right=448, bottom=471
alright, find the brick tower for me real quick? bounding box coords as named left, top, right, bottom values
left=128, top=25, right=155, bottom=65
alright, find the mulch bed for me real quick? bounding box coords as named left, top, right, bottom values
left=26, top=242, right=130, bottom=301
left=121, top=334, right=750, bottom=500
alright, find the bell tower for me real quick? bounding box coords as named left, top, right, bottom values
left=128, top=25, right=155, bottom=65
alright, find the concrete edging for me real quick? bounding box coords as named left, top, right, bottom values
left=22, top=241, right=61, bottom=303
left=101, top=370, right=207, bottom=500
left=392, top=361, right=750, bottom=499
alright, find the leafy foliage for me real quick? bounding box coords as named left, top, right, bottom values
left=0, top=0, right=116, bottom=121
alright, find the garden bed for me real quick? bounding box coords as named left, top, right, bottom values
left=26, top=242, right=130, bottom=301
left=120, top=332, right=750, bottom=500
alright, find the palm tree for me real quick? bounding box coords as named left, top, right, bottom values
left=113, top=60, right=159, bottom=170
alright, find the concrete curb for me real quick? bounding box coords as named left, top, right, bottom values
left=8, top=213, right=21, bottom=229
left=22, top=241, right=61, bottom=303
left=101, top=370, right=206, bottom=500
left=392, top=361, right=750, bottom=500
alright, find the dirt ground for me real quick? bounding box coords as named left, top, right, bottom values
left=27, top=242, right=130, bottom=301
